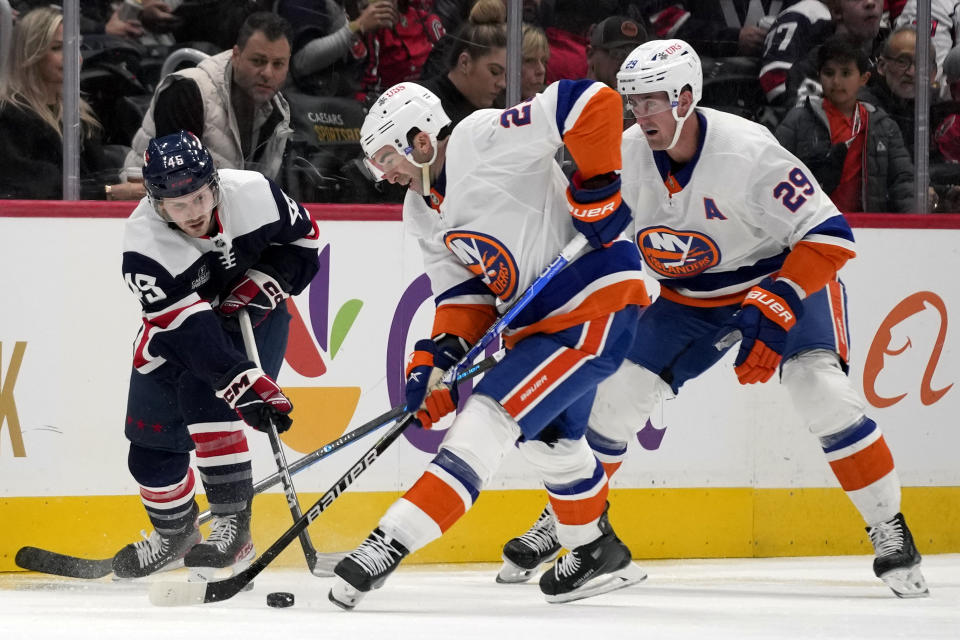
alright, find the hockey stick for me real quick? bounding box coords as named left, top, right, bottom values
left=148, top=234, right=589, bottom=606
left=14, top=352, right=504, bottom=581
left=238, top=308, right=323, bottom=575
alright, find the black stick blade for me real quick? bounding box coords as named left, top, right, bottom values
left=15, top=547, right=114, bottom=579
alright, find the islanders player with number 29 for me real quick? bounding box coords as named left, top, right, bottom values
left=327, top=79, right=651, bottom=608
left=503, top=39, right=927, bottom=598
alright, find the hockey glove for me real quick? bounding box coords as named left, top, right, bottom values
left=219, top=268, right=290, bottom=328
left=216, top=364, right=293, bottom=433
left=566, top=171, right=633, bottom=250
left=715, top=277, right=804, bottom=385
left=405, top=335, right=467, bottom=430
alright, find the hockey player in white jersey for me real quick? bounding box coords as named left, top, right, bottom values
left=327, top=80, right=651, bottom=608
left=500, top=39, right=928, bottom=599
left=113, top=131, right=320, bottom=579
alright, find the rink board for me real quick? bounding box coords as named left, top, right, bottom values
left=1, top=203, right=959, bottom=571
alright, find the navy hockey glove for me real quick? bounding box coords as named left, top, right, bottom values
left=715, top=277, right=803, bottom=385
left=216, top=364, right=293, bottom=433
left=219, top=268, right=289, bottom=328
left=566, top=171, right=632, bottom=249
left=405, top=335, right=467, bottom=430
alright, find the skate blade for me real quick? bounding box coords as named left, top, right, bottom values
left=881, top=565, right=930, bottom=599
left=544, top=562, right=647, bottom=604
left=496, top=549, right=560, bottom=584
left=328, top=579, right=365, bottom=610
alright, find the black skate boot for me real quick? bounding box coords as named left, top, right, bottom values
left=328, top=528, right=409, bottom=610
left=497, top=505, right=562, bottom=584
left=183, top=508, right=255, bottom=582
left=867, top=512, right=929, bottom=598
left=112, top=505, right=201, bottom=579
left=539, top=508, right=646, bottom=603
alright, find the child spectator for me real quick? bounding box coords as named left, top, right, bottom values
left=775, top=32, right=913, bottom=212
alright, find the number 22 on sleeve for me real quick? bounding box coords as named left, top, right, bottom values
left=772, top=167, right=815, bottom=213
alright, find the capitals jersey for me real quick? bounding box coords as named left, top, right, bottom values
left=897, top=0, right=958, bottom=69
left=621, top=108, right=855, bottom=306
left=122, top=169, right=321, bottom=382
left=405, top=79, right=649, bottom=347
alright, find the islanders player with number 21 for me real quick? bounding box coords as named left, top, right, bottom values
left=578, top=39, right=926, bottom=598
left=327, top=79, right=651, bottom=608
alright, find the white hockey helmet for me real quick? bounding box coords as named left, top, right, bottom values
left=617, top=39, right=702, bottom=149
left=361, top=82, right=452, bottom=172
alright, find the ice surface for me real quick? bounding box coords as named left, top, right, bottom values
left=1, top=554, right=958, bottom=640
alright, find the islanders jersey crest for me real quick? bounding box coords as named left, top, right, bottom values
left=636, top=226, right=721, bottom=278
left=444, top=230, right=518, bottom=300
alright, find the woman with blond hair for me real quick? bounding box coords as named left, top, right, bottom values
left=521, top=22, right=550, bottom=99
left=0, top=6, right=143, bottom=200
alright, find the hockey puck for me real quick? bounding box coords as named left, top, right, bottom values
left=266, top=592, right=295, bottom=608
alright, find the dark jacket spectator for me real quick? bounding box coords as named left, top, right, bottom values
left=0, top=6, right=144, bottom=200
left=418, top=0, right=507, bottom=127
left=776, top=96, right=914, bottom=212
left=642, top=0, right=792, bottom=58
left=280, top=0, right=391, bottom=97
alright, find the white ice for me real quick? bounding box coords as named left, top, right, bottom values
left=1, top=555, right=958, bottom=640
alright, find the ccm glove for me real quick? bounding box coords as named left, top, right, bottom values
left=405, top=335, right=467, bottom=429
left=716, top=277, right=803, bottom=385
left=566, top=171, right=633, bottom=249
left=216, top=364, right=293, bottom=432
left=219, top=268, right=290, bottom=328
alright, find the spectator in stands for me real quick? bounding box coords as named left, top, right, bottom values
left=419, top=0, right=507, bottom=127
left=776, top=33, right=913, bottom=212
left=138, top=0, right=271, bottom=51
left=124, top=12, right=292, bottom=181
left=356, top=0, right=446, bottom=102
left=896, top=0, right=957, bottom=73
left=521, top=23, right=550, bottom=99
left=641, top=0, right=780, bottom=58
left=280, top=0, right=397, bottom=97
left=0, top=7, right=145, bottom=200
left=586, top=15, right=647, bottom=89
left=858, top=25, right=937, bottom=158
left=541, top=0, right=610, bottom=83
left=760, top=0, right=884, bottom=111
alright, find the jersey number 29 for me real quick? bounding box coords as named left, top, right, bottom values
left=773, top=167, right=815, bottom=213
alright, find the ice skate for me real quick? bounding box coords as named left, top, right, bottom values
left=539, top=510, right=646, bottom=603
left=183, top=509, right=255, bottom=583
left=112, top=507, right=201, bottom=579
left=867, top=512, right=929, bottom=598
left=328, top=528, right=409, bottom=610
left=497, top=505, right=562, bottom=584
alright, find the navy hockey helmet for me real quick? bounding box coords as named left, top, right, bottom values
left=143, top=131, right=218, bottom=202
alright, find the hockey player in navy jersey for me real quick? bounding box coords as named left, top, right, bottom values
left=327, top=80, right=651, bottom=608
left=500, top=39, right=928, bottom=600
left=112, top=131, right=320, bottom=579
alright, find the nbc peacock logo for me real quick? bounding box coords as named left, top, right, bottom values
left=279, top=245, right=364, bottom=453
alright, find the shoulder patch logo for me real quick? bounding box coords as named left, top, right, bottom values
left=636, top=226, right=721, bottom=278
left=444, top=231, right=518, bottom=300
